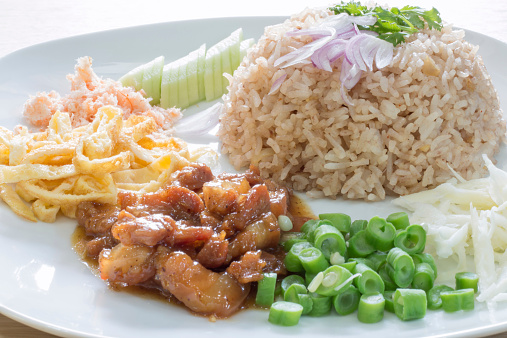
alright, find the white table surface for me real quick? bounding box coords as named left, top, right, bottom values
left=0, top=0, right=506, bottom=337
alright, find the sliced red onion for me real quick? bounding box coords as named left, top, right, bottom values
left=345, top=34, right=369, bottom=71
left=268, top=73, right=287, bottom=95
left=375, top=40, right=394, bottom=69
left=286, top=27, right=334, bottom=38
left=274, top=34, right=335, bottom=68
left=340, top=59, right=362, bottom=89
left=273, top=12, right=395, bottom=103
left=349, top=14, right=377, bottom=26
left=340, top=84, right=354, bottom=106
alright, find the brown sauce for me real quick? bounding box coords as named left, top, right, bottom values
left=71, top=189, right=315, bottom=319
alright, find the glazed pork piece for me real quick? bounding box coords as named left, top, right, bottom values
left=75, top=164, right=294, bottom=318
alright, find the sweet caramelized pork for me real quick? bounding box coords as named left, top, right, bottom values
left=77, top=164, right=293, bottom=318
left=157, top=250, right=250, bottom=318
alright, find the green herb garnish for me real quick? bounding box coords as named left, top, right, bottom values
left=329, top=1, right=442, bottom=46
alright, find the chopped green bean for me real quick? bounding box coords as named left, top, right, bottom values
left=313, top=224, right=347, bottom=259
left=278, top=215, right=293, bottom=231
left=333, top=285, right=361, bottom=316
left=350, top=219, right=368, bottom=238
left=366, top=216, right=396, bottom=251
left=412, top=263, right=436, bottom=292
left=297, top=293, right=314, bottom=315
left=256, top=272, right=277, bottom=307
left=378, top=263, right=398, bottom=291
left=394, top=224, right=426, bottom=254
left=357, top=293, right=385, bottom=323
left=366, top=251, right=388, bottom=271
left=338, top=261, right=357, bottom=272
left=347, top=230, right=375, bottom=258
left=455, top=272, right=479, bottom=293
left=427, top=285, right=454, bottom=310
left=284, top=283, right=308, bottom=303
left=280, top=232, right=307, bottom=251
left=319, top=213, right=351, bottom=233
left=308, top=293, right=332, bottom=317
left=386, top=247, right=415, bottom=288
left=394, top=288, right=427, bottom=321
left=347, top=257, right=374, bottom=270
left=268, top=301, right=304, bottom=326
left=281, top=275, right=306, bottom=297
left=386, top=212, right=410, bottom=230
left=411, top=253, right=437, bottom=278
left=284, top=241, right=313, bottom=273
left=301, top=219, right=332, bottom=243
left=440, top=289, right=475, bottom=312
left=315, top=265, right=353, bottom=297
left=384, top=290, right=395, bottom=313
left=353, top=263, right=385, bottom=295
left=299, top=247, right=330, bottom=274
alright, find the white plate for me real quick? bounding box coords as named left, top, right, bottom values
left=1, top=16, right=507, bottom=338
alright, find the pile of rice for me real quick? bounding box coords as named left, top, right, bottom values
left=218, top=7, right=506, bottom=201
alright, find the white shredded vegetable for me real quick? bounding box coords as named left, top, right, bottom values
left=393, top=155, right=507, bottom=310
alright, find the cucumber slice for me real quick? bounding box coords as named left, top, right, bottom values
left=185, top=44, right=204, bottom=106
left=229, top=28, right=244, bottom=71
left=220, top=43, right=232, bottom=94
left=119, top=61, right=149, bottom=91
left=160, top=60, right=180, bottom=109
left=204, top=45, right=219, bottom=101
left=240, top=38, right=255, bottom=61
left=141, top=56, right=164, bottom=105
left=196, top=44, right=206, bottom=102
left=177, top=58, right=189, bottom=109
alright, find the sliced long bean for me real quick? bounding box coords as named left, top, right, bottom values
left=378, top=263, right=398, bottom=291
left=357, top=293, right=385, bottom=323
left=315, top=265, right=353, bottom=297
left=393, top=288, right=427, bottom=321
left=281, top=274, right=306, bottom=297
left=280, top=232, right=307, bottom=251
left=268, top=301, right=304, bottom=326
left=299, top=247, right=330, bottom=274
left=455, top=272, right=479, bottom=293
left=347, top=230, right=375, bottom=258
left=350, top=219, right=368, bottom=238
left=313, top=224, right=347, bottom=259
left=427, top=285, right=454, bottom=310
left=284, top=241, right=313, bottom=273
left=366, top=251, right=388, bottom=271
left=347, top=257, right=374, bottom=270
left=297, top=293, right=314, bottom=315
left=366, top=216, right=396, bottom=251
left=411, top=253, right=437, bottom=278
left=308, top=293, right=332, bottom=317
left=333, top=285, right=361, bottom=316
left=386, top=212, right=410, bottom=230
left=256, top=272, right=277, bottom=307
left=319, top=213, right=351, bottom=233
left=353, top=263, right=385, bottom=295
left=339, top=261, right=357, bottom=273
left=440, top=288, right=475, bottom=312
left=394, top=224, right=426, bottom=254
left=384, top=290, right=395, bottom=313
left=386, top=247, right=415, bottom=288
left=284, top=283, right=308, bottom=303
left=412, top=263, right=436, bottom=292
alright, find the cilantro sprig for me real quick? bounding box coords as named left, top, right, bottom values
left=329, top=2, right=443, bottom=46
